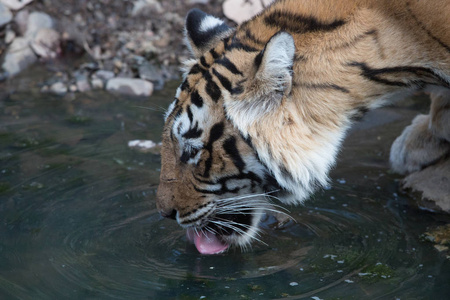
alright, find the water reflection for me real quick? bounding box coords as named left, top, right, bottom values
left=0, top=70, right=449, bottom=299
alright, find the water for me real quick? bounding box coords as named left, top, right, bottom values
left=1, top=69, right=449, bottom=299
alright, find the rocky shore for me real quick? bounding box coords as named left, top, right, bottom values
left=0, top=0, right=231, bottom=96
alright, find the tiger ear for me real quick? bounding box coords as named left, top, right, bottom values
left=251, top=32, right=295, bottom=101
left=185, top=8, right=233, bottom=58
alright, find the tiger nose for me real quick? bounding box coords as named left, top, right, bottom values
left=160, top=209, right=177, bottom=220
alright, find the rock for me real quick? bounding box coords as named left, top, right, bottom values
left=74, top=72, right=91, bottom=92
left=2, top=37, right=37, bottom=76
left=49, top=82, right=67, bottom=95
left=25, top=12, right=54, bottom=39
left=30, top=28, right=60, bottom=59
left=14, top=9, right=28, bottom=35
left=93, top=70, right=115, bottom=82
left=0, top=2, right=12, bottom=27
left=106, top=78, right=154, bottom=97
left=402, top=159, right=450, bottom=213
left=0, top=0, right=33, bottom=11
left=138, top=61, right=165, bottom=90
left=223, top=0, right=273, bottom=24
left=91, top=78, right=103, bottom=90
left=131, top=0, right=163, bottom=17
left=5, top=29, right=15, bottom=44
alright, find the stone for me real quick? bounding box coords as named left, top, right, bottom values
left=25, top=11, right=54, bottom=39
left=106, top=78, right=154, bottom=97
left=131, top=0, right=163, bottom=17
left=49, top=82, right=67, bottom=95
left=30, top=28, right=60, bottom=59
left=91, top=78, right=103, bottom=90
left=93, top=70, right=115, bottom=82
left=402, top=159, right=450, bottom=213
left=2, top=37, right=37, bottom=76
left=223, top=0, right=273, bottom=24
left=0, top=2, right=12, bottom=27
left=74, top=72, right=91, bottom=92
left=187, top=0, right=210, bottom=4
left=0, top=0, right=33, bottom=11
left=14, top=9, right=28, bottom=35
left=128, top=139, right=161, bottom=154
left=138, top=61, right=165, bottom=90
left=5, top=29, right=15, bottom=44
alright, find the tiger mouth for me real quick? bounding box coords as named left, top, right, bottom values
left=186, top=212, right=255, bottom=255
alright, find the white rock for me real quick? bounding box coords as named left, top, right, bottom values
left=49, top=82, right=67, bottom=95
left=0, top=0, right=33, bottom=10
left=0, top=2, right=12, bottom=27
left=106, top=78, right=154, bottom=97
left=25, top=11, right=54, bottom=39
left=131, top=0, right=163, bottom=16
left=30, top=28, right=60, bottom=59
left=5, top=29, right=15, bottom=44
left=2, top=37, right=37, bottom=76
left=14, top=9, right=28, bottom=35
left=223, top=0, right=273, bottom=24
left=91, top=78, right=104, bottom=89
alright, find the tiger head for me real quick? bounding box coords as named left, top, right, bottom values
left=156, top=9, right=339, bottom=254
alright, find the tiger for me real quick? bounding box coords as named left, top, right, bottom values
left=156, top=0, right=450, bottom=254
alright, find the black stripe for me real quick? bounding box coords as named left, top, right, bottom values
left=189, top=64, right=205, bottom=75
left=180, top=79, right=190, bottom=91
left=212, top=68, right=232, bottom=93
left=254, top=49, right=264, bottom=70
left=348, top=62, right=449, bottom=87
left=186, top=106, right=193, bottom=123
left=264, top=10, right=345, bottom=34
left=244, top=28, right=266, bottom=45
left=298, top=83, right=350, bottom=93
left=226, top=39, right=259, bottom=52
left=215, top=57, right=243, bottom=75
left=223, top=137, right=246, bottom=170
left=190, top=90, right=204, bottom=107
left=182, top=123, right=203, bottom=139
left=204, top=71, right=222, bottom=102
left=209, top=48, right=220, bottom=59
left=200, top=56, right=209, bottom=68
left=202, top=122, right=224, bottom=177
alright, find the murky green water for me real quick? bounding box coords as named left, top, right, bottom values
left=1, top=69, right=449, bottom=299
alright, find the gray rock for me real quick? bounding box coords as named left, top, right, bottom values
left=74, top=72, right=91, bottom=92
left=0, top=0, right=34, bottom=10
left=30, top=28, right=60, bottom=59
left=106, top=78, right=153, bottom=97
left=14, top=9, right=29, bottom=35
left=2, top=37, right=37, bottom=76
left=138, top=61, right=165, bottom=90
left=131, top=0, right=163, bottom=17
left=25, top=11, right=54, bottom=39
left=0, top=2, right=12, bottom=27
left=93, top=70, right=115, bottom=82
left=91, top=78, right=104, bottom=90
left=5, top=29, right=15, bottom=44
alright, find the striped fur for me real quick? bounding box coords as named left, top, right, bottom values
left=157, top=0, right=450, bottom=251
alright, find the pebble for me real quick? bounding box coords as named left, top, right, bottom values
left=49, top=82, right=68, bottom=95
left=0, top=0, right=34, bottom=11
left=93, top=70, right=115, bottom=82
left=25, top=11, right=54, bottom=39
left=0, top=2, right=12, bottom=27
left=106, top=78, right=154, bottom=97
left=4, top=29, right=15, bottom=44
left=30, top=28, right=60, bottom=59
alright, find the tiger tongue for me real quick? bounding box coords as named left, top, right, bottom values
left=187, top=229, right=229, bottom=254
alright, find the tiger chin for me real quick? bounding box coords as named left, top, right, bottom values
left=156, top=0, right=450, bottom=254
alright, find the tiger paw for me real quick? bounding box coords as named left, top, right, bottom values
left=390, top=114, right=450, bottom=174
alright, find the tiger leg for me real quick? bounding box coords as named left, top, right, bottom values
left=390, top=88, right=450, bottom=175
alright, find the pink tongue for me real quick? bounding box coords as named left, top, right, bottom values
left=186, top=229, right=229, bottom=254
